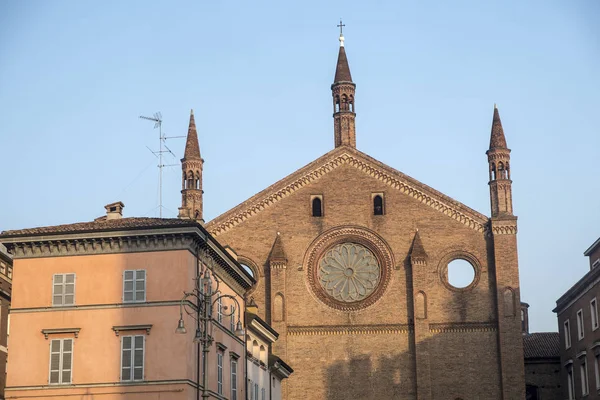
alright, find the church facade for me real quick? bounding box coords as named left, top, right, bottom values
left=201, top=33, right=525, bottom=399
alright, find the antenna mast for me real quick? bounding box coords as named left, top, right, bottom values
left=139, top=112, right=185, bottom=218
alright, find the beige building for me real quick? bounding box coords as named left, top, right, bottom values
left=245, top=299, right=293, bottom=400
left=204, top=32, right=525, bottom=399
left=0, top=116, right=254, bottom=399
left=0, top=245, right=12, bottom=400
left=554, top=237, right=600, bottom=400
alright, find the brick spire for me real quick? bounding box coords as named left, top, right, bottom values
left=178, top=109, right=204, bottom=222
left=409, top=230, right=428, bottom=264
left=489, top=104, right=507, bottom=150
left=269, top=233, right=287, bottom=264
left=332, top=29, right=356, bottom=148
left=184, top=110, right=201, bottom=159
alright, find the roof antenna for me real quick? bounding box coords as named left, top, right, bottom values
left=139, top=112, right=185, bottom=218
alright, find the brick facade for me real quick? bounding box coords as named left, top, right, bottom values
left=203, top=38, right=525, bottom=400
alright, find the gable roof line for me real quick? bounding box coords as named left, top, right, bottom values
left=206, top=147, right=489, bottom=236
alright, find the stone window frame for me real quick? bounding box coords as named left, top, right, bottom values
left=591, top=297, right=598, bottom=331
left=437, top=251, right=481, bottom=293
left=564, top=319, right=572, bottom=349
left=577, top=308, right=585, bottom=341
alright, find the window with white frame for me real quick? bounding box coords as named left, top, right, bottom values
left=217, top=297, right=223, bottom=324
left=564, top=319, right=572, bottom=349
left=52, top=273, right=75, bottom=306
left=248, top=379, right=254, bottom=400
left=254, top=383, right=259, bottom=400
left=231, top=358, right=238, bottom=400
left=577, top=309, right=585, bottom=340
left=123, top=270, right=146, bottom=303
left=591, top=298, right=598, bottom=331
left=217, top=351, right=223, bottom=395
left=230, top=304, right=236, bottom=332
left=121, top=335, right=144, bottom=381
left=49, top=338, right=73, bottom=384
left=261, top=387, right=266, bottom=400
left=567, top=364, right=575, bottom=400
left=581, top=357, right=590, bottom=396
left=595, top=353, right=600, bottom=391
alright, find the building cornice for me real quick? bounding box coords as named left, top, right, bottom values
left=206, top=148, right=490, bottom=236
left=1, top=225, right=254, bottom=294
left=584, top=237, right=600, bottom=256
left=287, top=324, right=411, bottom=336
left=554, top=265, right=600, bottom=315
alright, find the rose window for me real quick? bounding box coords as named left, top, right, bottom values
left=318, top=243, right=381, bottom=303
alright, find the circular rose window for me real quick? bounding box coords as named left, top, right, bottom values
left=305, top=226, right=393, bottom=311
left=318, top=243, right=381, bottom=303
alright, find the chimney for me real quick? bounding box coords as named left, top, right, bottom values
left=104, top=202, right=125, bottom=220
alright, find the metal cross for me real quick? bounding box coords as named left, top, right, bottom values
left=337, top=19, right=345, bottom=36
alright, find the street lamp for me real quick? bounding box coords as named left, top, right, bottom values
left=176, top=254, right=245, bottom=399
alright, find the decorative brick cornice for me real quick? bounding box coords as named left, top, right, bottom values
left=207, top=149, right=489, bottom=236
left=490, top=218, right=518, bottom=235
left=287, top=324, right=411, bottom=336
left=429, top=322, right=497, bottom=333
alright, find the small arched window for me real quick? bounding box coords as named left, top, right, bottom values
left=335, top=96, right=340, bottom=112
left=497, top=162, right=505, bottom=179
left=312, top=196, right=323, bottom=217
left=373, top=195, right=384, bottom=215
left=491, top=163, right=496, bottom=181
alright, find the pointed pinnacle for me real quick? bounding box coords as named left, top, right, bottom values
left=489, top=104, right=507, bottom=150
left=183, top=109, right=201, bottom=159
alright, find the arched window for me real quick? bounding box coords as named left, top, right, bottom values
left=373, top=195, right=384, bottom=215
left=273, top=293, right=284, bottom=322
left=187, top=171, right=194, bottom=189
left=505, top=162, right=510, bottom=179
left=259, top=345, right=266, bottom=364
left=415, top=291, right=427, bottom=319
left=335, top=96, right=340, bottom=112
left=497, top=162, right=505, bottom=179
left=252, top=340, right=259, bottom=359
left=504, top=287, right=515, bottom=317
left=341, top=94, right=348, bottom=111
left=349, top=95, right=354, bottom=112
left=491, top=163, right=496, bottom=181
left=312, top=197, right=322, bottom=217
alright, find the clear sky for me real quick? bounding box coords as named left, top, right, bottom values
left=1, top=0, right=598, bottom=332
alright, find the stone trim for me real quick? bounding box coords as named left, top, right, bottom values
left=437, top=250, right=482, bottom=293
left=112, top=324, right=152, bottom=336
left=207, top=150, right=489, bottom=236
left=41, top=327, right=81, bottom=339
left=429, top=322, right=497, bottom=333
left=304, top=226, right=394, bottom=312
left=11, top=300, right=185, bottom=314
left=288, top=324, right=411, bottom=336
left=6, top=379, right=197, bottom=391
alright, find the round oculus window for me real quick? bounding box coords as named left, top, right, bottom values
left=318, top=242, right=381, bottom=303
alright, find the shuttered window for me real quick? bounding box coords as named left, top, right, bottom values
left=217, top=351, right=223, bottom=394
left=231, top=359, right=238, bottom=400
left=123, top=270, right=146, bottom=303
left=49, top=339, right=73, bottom=384
left=217, top=297, right=223, bottom=323
left=230, top=305, right=236, bottom=331
left=53, top=274, right=75, bottom=306
left=121, top=335, right=144, bottom=381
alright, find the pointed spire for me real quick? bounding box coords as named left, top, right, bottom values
left=410, top=230, right=428, bottom=264
left=489, top=104, right=507, bottom=150
left=334, top=44, right=353, bottom=83
left=184, top=109, right=201, bottom=159
left=269, top=232, right=287, bottom=265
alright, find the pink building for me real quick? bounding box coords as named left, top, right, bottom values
left=0, top=201, right=253, bottom=399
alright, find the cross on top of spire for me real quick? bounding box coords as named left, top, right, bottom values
left=337, top=19, right=346, bottom=47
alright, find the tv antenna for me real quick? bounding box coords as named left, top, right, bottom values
left=139, top=112, right=185, bottom=218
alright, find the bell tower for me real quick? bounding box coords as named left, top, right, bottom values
left=487, top=104, right=513, bottom=217
left=332, top=22, right=356, bottom=148
left=178, top=109, right=204, bottom=222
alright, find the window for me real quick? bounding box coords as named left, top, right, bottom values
left=217, top=351, right=223, bottom=395
left=230, top=304, right=236, bottom=332
left=248, top=380, right=254, bottom=400
left=577, top=309, right=585, bottom=340
left=217, top=297, right=223, bottom=324
left=311, top=195, right=323, bottom=217
left=121, top=335, right=144, bottom=381
left=373, top=194, right=384, bottom=215
left=123, top=270, right=146, bottom=303
left=53, top=273, right=75, bottom=306
left=0, top=262, right=5, bottom=274
left=231, top=358, right=238, bottom=400
left=254, top=383, right=259, bottom=400
left=595, top=353, right=600, bottom=391
left=567, top=364, right=575, bottom=400
left=49, top=339, right=73, bottom=384
left=564, top=319, right=572, bottom=349
left=261, top=387, right=266, bottom=400
left=581, top=358, right=590, bottom=396
left=591, top=298, right=598, bottom=331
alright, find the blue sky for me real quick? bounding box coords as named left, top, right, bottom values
left=1, top=0, right=598, bottom=332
